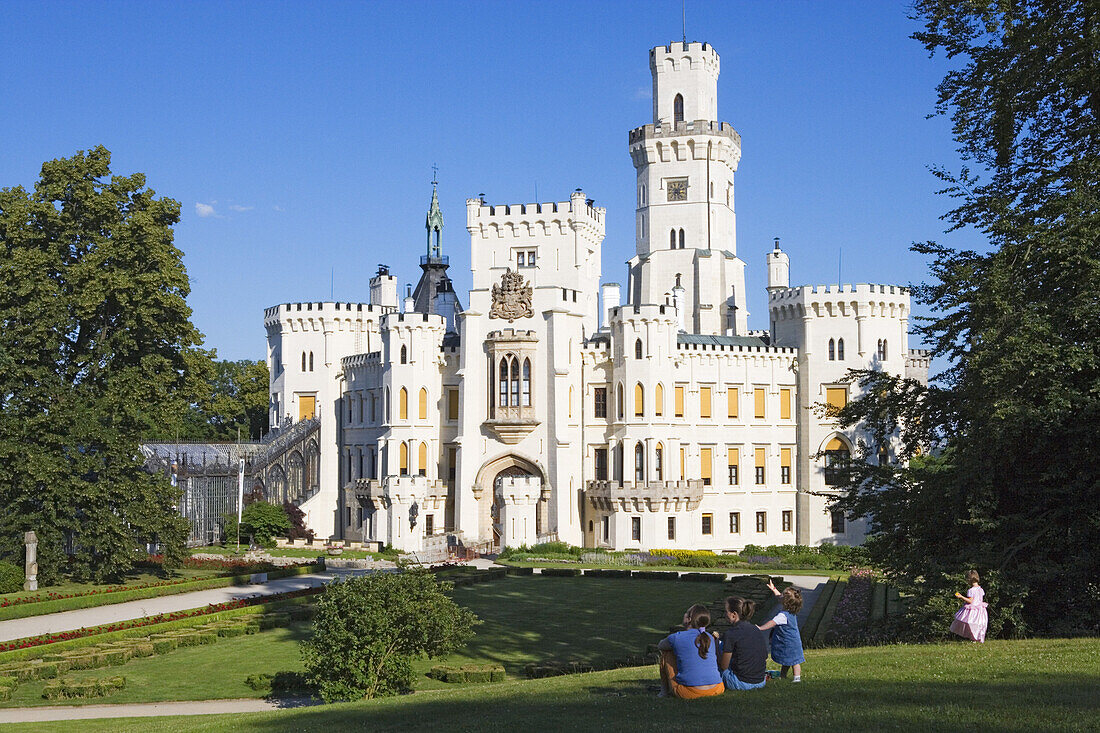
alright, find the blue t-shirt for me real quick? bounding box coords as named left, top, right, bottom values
left=665, top=628, right=721, bottom=687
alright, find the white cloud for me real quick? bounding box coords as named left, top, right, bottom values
left=634, top=86, right=652, bottom=100
left=228, top=204, right=254, bottom=212
left=195, top=202, right=217, bottom=218
left=273, top=205, right=284, bottom=212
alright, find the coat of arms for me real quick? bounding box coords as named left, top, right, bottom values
left=490, top=269, right=533, bottom=322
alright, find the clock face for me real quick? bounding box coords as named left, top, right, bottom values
left=667, top=179, right=688, bottom=202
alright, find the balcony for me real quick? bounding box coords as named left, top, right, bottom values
left=483, top=405, right=540, bottom=445
left=584, top=480, right=704, bottom=513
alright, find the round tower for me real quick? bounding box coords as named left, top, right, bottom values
left=651, top=41, right=720, bottom=125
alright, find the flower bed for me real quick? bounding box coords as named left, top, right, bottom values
left=0, top=587, right=322, bottom=653
left=1, top=577, right=210, bottom=609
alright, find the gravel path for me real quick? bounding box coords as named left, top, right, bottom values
left=0, top=697, right=318, bottom=724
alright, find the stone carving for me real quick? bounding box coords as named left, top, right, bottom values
left=489, top=269, right=533, bottom=322
left=24, top=531, right=37, bottom=591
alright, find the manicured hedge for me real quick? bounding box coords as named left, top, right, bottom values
left=504, top=566, right=534, bottom=577
left=428, top=664, right=506, bottom=683
left=539, top=568, right=581, bottom=577
left=680, top=572, right=728, bottom=583
left=0, top=563, right=323, bottom=622
left=43, top=675, right=126, bottom=700
left=632, top=570, right=676, bottom=580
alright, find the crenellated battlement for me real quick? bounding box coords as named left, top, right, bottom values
left=264, top=301, right=393, bottom=328
left=608, top=303, right=678, bottom=323
left=628, top=120, right=740, bottom=146
left=650, top=42, right=719, bottom=75
left=380, top=312, right=447, bottom=331
left=768, top=283, right=911, bottom=303
left=465, top=190, right=605, bottom=234
left=486, top=328, right=539, bottom=344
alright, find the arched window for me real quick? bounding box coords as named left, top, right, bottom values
left=616, top=383, right=624, bottom=420
left=384, top=387, right=390, bottom=422
left=418, top=388, right=428, bottom=420
left=510, top=358, right=520, bottom=407
left=309, top=352, right=314, bottom=371
left=568, top=386, right=574, bottom=419
left=399, top=387, right=408, bottom=420
left=670, top=228, right=676, bottom=249
left=838, top=338, right=845, bottom=361
left=301, top=352, right=306, bottom=371
left=400, top=345, right=407, bottom=364
left=370, top=393, right=377, bottom=422
left=635, top=339, right=643, bottom=359
left=828, top=339, right=835, bottom=361
left=655, top=442, right=664, bottom=480
left=655, top=383, right=664, bottom=416
left=824, top=437, right=852, bottom=486
left=635, top=442, right=645, bottom=483
left=634, top=383, right=645, bottom=417
left=418, top=442, right=427, bottom=477
left=399, top=442, right=409, bottom=476
left=678, top=228, right=685, bottom=248
left=879, top=339, right=888, bottom=360
left=674, top=93, right=684, bottom=124
left=498, top=357, right=509, bottom=406
left=521, top=359, right=531, bottom=407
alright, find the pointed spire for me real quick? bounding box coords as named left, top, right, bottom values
left=426, top=170, right=444, bottom=258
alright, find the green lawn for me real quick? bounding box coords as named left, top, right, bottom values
left=11, top=638, right=1100, bottom=732
left=500, top=559, right=848, bottom=578
left=0, top=568, right=228, bottom=606
left=0, top=576, right=715, bottom=705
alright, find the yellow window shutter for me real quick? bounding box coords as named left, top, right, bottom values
left=399, top=442, right=408, bottom=473
left=728, top=447, right=739, bottom=466
left=826, top=437, right=846, bottom=452
left=728, top=386, right=738, bottom=418
left=755, top=447, right=766, bottom=468
left=700, top=387, right=711, bottom=418
left=419, top=388, right=428, bottom=420
left=781, top=447, right=792, bottom=468
left=675, top=386, right=684, bottom=417
left=418, top=442, right=427, bottom=472
left=680, top=447, right=685, bottom=478
left=448, top=389, right=459, bottom=420
left=655, top=383, right=664, bottom=416
left=780, top=388, right=791, bottom=420
left=754, top=388, right=766, bottom=419
left=700, top=448, right=712, bottom=480
left=298, top=395, right=315, bottom=421
left=826, top=387, right=848, bottom=412
left=399, top=388, right=408, bottom=420
left=634, top=383, right=644, bottom=417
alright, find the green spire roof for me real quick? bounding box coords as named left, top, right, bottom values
left=426, top=183, right=444, bottom=257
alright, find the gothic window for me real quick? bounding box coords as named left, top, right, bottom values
left=399, top=442, right=409, bottom=476
left=510, top=358, right=520, bottom=406
left=400, top=345, right=407, bottom=364
left=635, top=442, right=645, bottom=483
left=828, top=338, right=835, bottom=361
left=521, top=359, right=531, bottom=407
left=357, top=396, right=364, bottom=423
left=370, top=393, right=377, bottom=423
left=418, top=388, right=428, bottom=420
left=635, top=339, right=643, bottom=359
left=824, top=437, right=852, bottom=486
left=838, top=338, right=845, bottom=360
left=309, top=352, right=314, bottom=371
left=670, top=228, right=676, bottom=249
left=678, top=228, right=685, bottom=248
left=634, top=383, right=644, bottom=417
left=301, top=352, right=306, bottom=371
left=878, top=339, right=888, bottom=360
left=498, top=358, right=509, bottom=406
left=384, top=387, right=390, bottom=422
left=418, top=442, right=427, bottom=477
left=655, top=443, right=664, bottom=480
left=594, top=387, right=607, bottom=418
left=594, top=447, right=608, bottom=481
left=616, top=383, right=624, bottom=420
left=399, top=387, right=408, bottom=420
left=674, top=93, right=684, bottom=124
left=655, top=383, right=664, bottom=416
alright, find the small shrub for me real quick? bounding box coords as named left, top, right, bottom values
left=0, top=686, right=11, bottom=701
left=0, top=675, right=18, bottom=689
left=245, top=673, right=273, bottom=691
left=152, top=638, right=178, bottom=654
left=539, top=568, right=581, bottom=577
left=0, top=562, right=24, bottom=594
left=43, top=675, right=125, bottom=700
left=505, top=566, right=533, bottom=576
left=129, top=643, right=155, bottom=657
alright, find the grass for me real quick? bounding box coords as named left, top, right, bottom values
left=9, top=638, right=1100, bottom=732
left=0, top=568, right=225, bottom=606
left=0, top=576, right=716, bottom=704
left=499, top=559, right=848, bottom=578
left=191, top=545, right=393, bottom=561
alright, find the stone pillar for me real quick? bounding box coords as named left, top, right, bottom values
left=24, top=531, right=38, bottom=591
left=497, top=476, right=541, bottom=548
left=384, top=476, right=425, bottom=553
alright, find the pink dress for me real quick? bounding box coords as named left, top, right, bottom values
left=950, top=585, right=988, bottom=642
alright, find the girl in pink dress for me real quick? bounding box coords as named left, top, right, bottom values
left=950, top=569, right=989, bottom=642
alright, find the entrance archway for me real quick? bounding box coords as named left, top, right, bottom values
left=473, top=454, right=550, bottom=548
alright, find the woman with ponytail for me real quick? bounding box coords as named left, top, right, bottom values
left=655, top=604, right=724, bottom=698
left=715, top=597, right=769, bottom=690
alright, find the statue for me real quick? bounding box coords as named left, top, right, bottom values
left=489, top=269, right=534, bottom=322
left=24, top=531, right=37, bottom=591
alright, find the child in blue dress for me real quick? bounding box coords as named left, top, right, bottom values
left=757, top=579, right=805, bottom=682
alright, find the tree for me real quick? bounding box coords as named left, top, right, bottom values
left=302, top=570, right=479, bottom=701
left=0, top=147, right=202, bottom=582
left=238, top=501, right=291, bottom=548
left=154, top=358, right=270, bottom=442
left=832, top=2, right=1100, bottom=636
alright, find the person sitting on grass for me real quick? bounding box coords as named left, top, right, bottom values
left=713, top=597, right=768, bottom=691
left=758, top=580, right=805, bottom=683
left=656, top=604, right=724, bottom=698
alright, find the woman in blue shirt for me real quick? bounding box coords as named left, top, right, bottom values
left=656, top=604, right=724, bottom=698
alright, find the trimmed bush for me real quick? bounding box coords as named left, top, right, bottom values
left=632, top=570, right=674, bottom=580
left=0, top=686, right=10, bottom=702
left=245, top=673, right=273, bottom=691
left=429, top=664, right=506, bottom=684
left=151, top=638, right=178, bottom=654
left=287, top=604, right=317, bottom=621
left=539, top=568, right=581, bottom=577
left=43, top=675, right=125, bottom=700
left=0, top=674, right=18, bottom=688
left=64, top=653, right=100, bottom=670
left=95, top=649, right=130, bottom=666
left=172, top=632, right=202, bottom=647
left=0, top=562, right=24, bottom=594
left=128, top=642, right=155, bottom=657
left=258, top=614, right=290, bottom=630
left=680, top=572, right=728, bottom=582
left=505, top=566, right=534, bottom=576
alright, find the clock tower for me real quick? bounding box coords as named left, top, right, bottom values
left=626, top=42, right=747, bottom=336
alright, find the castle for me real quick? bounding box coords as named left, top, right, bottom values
left=262, top=41, right=930, bottom=552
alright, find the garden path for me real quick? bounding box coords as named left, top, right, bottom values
left=0, top=574, right=334, bottom=643
left=0, top=696, right=320, bottom=723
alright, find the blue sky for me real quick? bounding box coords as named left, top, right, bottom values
left=1, top=1, right=980, bottom=362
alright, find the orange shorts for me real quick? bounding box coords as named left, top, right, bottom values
left=660, top=650, right=724, bottom=699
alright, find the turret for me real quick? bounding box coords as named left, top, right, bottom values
left=370, top=265, right=398, bottom=309
left=650, top=42, right=720, bottom=125
left=601, top=282, right=621, bottom=330
left=767, top=238, right=790, bottom=295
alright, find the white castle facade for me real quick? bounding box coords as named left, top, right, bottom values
left=264, top=42, right=930, bottom=552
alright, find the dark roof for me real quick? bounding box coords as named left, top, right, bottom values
left=677, top=333, right=770, bottom=347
